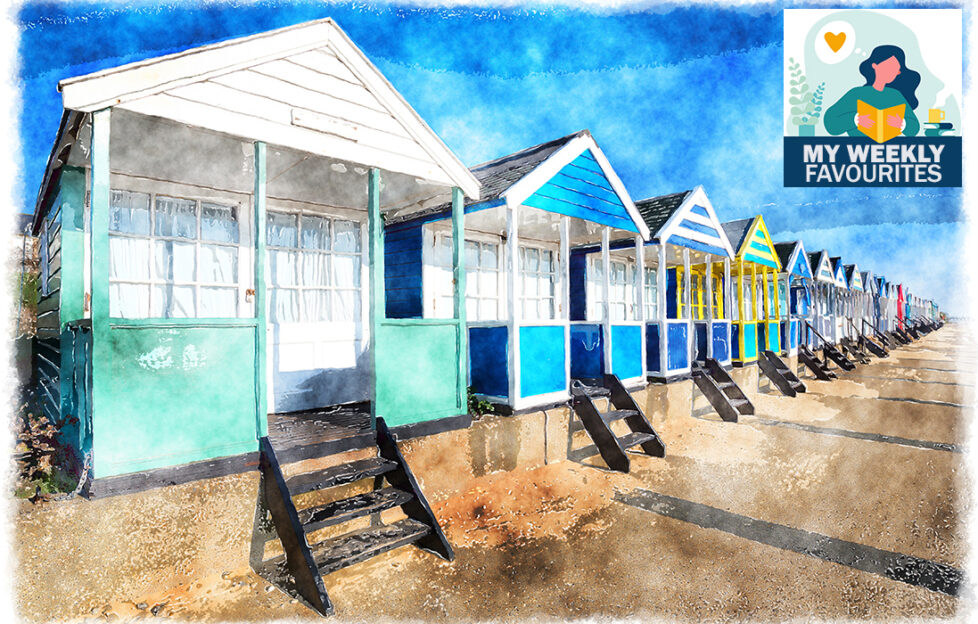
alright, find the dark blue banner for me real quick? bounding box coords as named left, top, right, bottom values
left=784, top=137, right=961, bottom=187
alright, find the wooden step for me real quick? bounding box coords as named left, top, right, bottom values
left=298, top=487, right=414, bottom=533
left=286, top=457, right=398, bottom=495
left=312, top=518, right=431, bottom=576
left=570, top=409, right=640, bottom=433
left=618, top=431, right=659, bottom=450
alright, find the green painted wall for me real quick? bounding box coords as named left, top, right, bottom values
left=92, top=324, right=259, bottom=477
left=374, top=322, right=462, bottom=427
left=58, top=166, right=87, bottom=326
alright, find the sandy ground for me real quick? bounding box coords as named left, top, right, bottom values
left=17, top=324, right=976, bottom=622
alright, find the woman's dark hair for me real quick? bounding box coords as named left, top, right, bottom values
left=859, top=44, right=921, bottom=109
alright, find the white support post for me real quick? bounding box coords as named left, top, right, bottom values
left=704, top=253, right=713, bottom=359
left=601, top=227, right=612, bottom=375
left=724, top=257, right=731, bottom=356
left=560, top=216, right=571, bottom=391
left=506, top=201, right=520, bottom=405
left=657, top=243, right=667, bottom=375
left=683, top=248, right=691, bottom=366
left=635, top=235, right=646, bottom=379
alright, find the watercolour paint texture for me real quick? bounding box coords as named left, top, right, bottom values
left=2, top=3, right=972, bottom=622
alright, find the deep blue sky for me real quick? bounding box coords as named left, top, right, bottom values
left=14, top=2, right=967, bottom=314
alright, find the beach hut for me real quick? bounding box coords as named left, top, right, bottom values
left=29, top=18, right=487, bottom=615
left=773, top=240, right=813, bottom=357
left=829, top=257, right=849, bottom=343
left=721, top=216, right=782, bottom=366
left=387, top=130, right=650, bottom=412
left=632, top=187, right=735, bottom=381
left=806, top=250, right=836, bottom=348
left=843, top=264, right=864, bottom=338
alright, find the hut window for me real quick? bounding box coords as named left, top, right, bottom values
left=644, top=268, right=658, bottom=320
left=429, top=233, right=501, bottom=321
left=741, top=277, right=753, bottom=321
left=266, top=211, right=362, bottom=324
left=519, top=245, right=556, bottom=321
left=108, top=189, right=242, bottom=318
left=608, top=261, right=636, bottom=321
left=711, top=271, right=724, bottom=319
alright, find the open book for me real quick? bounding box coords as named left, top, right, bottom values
left=857, top=100, right=905, bottom=143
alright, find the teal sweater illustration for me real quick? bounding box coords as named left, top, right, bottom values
left=823, top=86, right=920, bottom=137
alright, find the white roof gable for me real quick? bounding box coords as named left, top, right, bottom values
left=656, top=186, right=735, bottom=258
left=58, top=18, right=480, bottom=198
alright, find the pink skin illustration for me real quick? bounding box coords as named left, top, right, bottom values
left=858, top=55, right=904, bottom=129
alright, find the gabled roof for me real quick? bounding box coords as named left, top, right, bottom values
left=455, top=130, right=649, bottom=237
left=830, top=257, right=848, bottom=289
left=636, top=186, right=734, bottom=258
left=721, top=215, right=781, bottom=270
left=808, top=250, right=836, bottom=284
left=774, top=240, right=813, bottom=280
left=845, top=264, right=863, bottom=291
left=55, top=18, right=480, bottom=197
left=861, top=270, right=874, bottom=294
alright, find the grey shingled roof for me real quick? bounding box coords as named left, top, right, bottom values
left=634, top=190, right=692, bottom=238
left=844, top=264, right=857, bottom=282
left=720, top=218, right=753, bottom=254
left=808, top=251, right=824, bottom=274
left=467, top=130, right=589, bottom=203
left=773, top=241, right=798, bottom=271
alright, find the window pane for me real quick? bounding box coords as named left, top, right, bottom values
left=302, top=252, right=330, bottom=287
left=109, top=236, right=150, bottom=280
left=465, top=240, right=479, bottom=268
left=465, top=268, right=479, bottom=297
left=303, top=290, right=330, bottom=322
left=479, top=298, right=497, bottom=321
left=201, top=203, right=239, bottom=243
left=110, top=190, right=151, bottom=235
left=155, top=196, right=197, bottom=239
left=541, top=250, right=553, bottom=273
left=524, top=274, right=538, bottom=296
left=154, top=240, right=196, bottom=282
left=466, top=297, right=478, bottom=319
left=332, top=254, right=359, bottom=288
left=267, top=212, right=298, bottom=248
left=200, top=244, right=237, bottom=284
left=333, top=220, right=361, bottom=253
left=332, top=290, right=356, bottom=322
left=482, top=244, right=498, bottom=270
left=301, top=215, right=330, bottom=250
left=110, top=283, right=150, bottom=318
left=479, top=272, right=498, bottom=298
left=434, top=235, right=453, bottom=266
left=153, top=284, right=195, bottom=318
left=269, top=249, right=298, bottom=287
left=200, top=287, right=237, bottom=317
left=526, top=248, right=539, bottom=271
left=270, top=289, right=299, bottom=323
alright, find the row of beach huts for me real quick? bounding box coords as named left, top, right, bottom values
left=27, top=19, right=943, bottom=616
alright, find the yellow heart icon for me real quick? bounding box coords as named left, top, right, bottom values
left=824, top=31, right=846, bottom=53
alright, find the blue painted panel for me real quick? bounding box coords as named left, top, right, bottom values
left=666, top=268, right=679, bottom=318
left=757, top=322, right=766, bottom=353
left=520, top=325, right=567, bottom=397
left=611, top=324, right=642, bottom=380
left=646, top=322, right=661, bottom=373
left=712, top=322, right=730, bottom=362
left=743, top=252, right=778, bottom=268
left=569, top=250, right=587, bottom=321
left=689, top=204, right=710, bottom=219
left=665, top=234, right=729, bottom=257
left=570, top=323, right=604, bottom=379
left=731, top=324, right=741, bottom=360
left=551, top=170, right=621, bottom=205
left=742, top=323, right=758, bottom=359
left=768, top=321, right=780, bottom=352
left=791, top=320, right=799, bottom=349
left=536, top=176, right=624, bottom=213
left=469, top=326, right=509, bottom=398
left=384, top=222, right=423, bottom=318
left=678, top=219, right=723, bottom=240
left=694, top=322, right=708, bottom=362
left=790, top=252, right=814, bottom=279
left=666, top=321, right=689, bottom=371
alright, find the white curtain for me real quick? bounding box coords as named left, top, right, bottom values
left=109, top=237, right=151, bottom=280
left=110, top=283, right=150, bottom=318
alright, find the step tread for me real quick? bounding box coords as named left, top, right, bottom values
left=604, top=409, right=639, bottom=423
left=729, top=398, right=750, bottom=406
left=298, top=487, right=414, bottom=533
left=617, top=431, right=659, bottom=450
left=312, top=518, right=430, bottom=576
left=286, top=457, right=398, bottom=495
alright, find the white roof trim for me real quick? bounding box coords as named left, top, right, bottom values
left=58, top=18, right=480, bottom=198
left=782, top=239, right=811, bottom=279
left=655, top=185, right=735, bottom=258
left=501, top=133, right=650, bottom=239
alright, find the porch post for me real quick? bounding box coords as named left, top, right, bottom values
left=704, top=253, right=713, bottom=359
left=724, top=257, right=731, bottom=354
left=506, top=201, right=520, bottom=404
left=600, top=227, right=612, bottom=374
left=635, top=235, right=646, bottom=378
left=253, top=141, right=268, bottom=436
left=657, top=244, right=667, bottom=373
left=368, top=168, right=383, bottom=427
left=682, top=248, right=691, bottom=365
left=451, top=187, right=467, bottom=412
left=89, top=108, right=110, bottom=476
left=560, top=217, right=571, bottom=390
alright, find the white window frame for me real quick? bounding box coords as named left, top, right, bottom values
left=107, top=188, right=245, bottom=319
left=423, top=226, right=505, bottom=322
left=518, top=242, right=559, bottom=321
left=644, top=266, right=659, bottom=321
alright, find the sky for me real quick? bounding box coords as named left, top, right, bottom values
left=11, top=1, right=968, bottom=315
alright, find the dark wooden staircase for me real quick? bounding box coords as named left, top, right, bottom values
left=797, top=344, right=838, bottom=381
left=839, top=337, right=871, bottom=365
left=691, top=358, right=754, bottom=423
left=254, top=417, right=452, bottom=617
left=569, top=374, right=665, bottom=473
left=889, top=329, right=911, bottom=345
left=758, top=350, right=806, bottom=397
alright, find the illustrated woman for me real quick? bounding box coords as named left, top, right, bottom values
left=823, top=44, right=920, bottom=137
